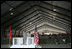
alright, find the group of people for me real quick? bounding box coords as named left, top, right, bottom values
left=39, top=33, right=71, bottom=44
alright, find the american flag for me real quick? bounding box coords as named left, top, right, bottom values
left=9, top=26, right=12, bottom=39
left=34, top=25, right=39, bottom=45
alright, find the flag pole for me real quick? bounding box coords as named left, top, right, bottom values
left=9, top=35, right=11, bottom=47
left=9, top=26, right=12, bottom=47
left=9, top=35, right=10, bottom=47
left=9, top=27, right=10, bottom=47
left=9, top=38, right=11, bottom=47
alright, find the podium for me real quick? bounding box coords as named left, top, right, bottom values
left=10, top=31, right=41, bottom=48
left=10, top=37, right=41, bottom=48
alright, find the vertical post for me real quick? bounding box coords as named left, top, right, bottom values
left=13, top=38, right=14, bottom=45
left=9, top=38, right=11, bottom=47
left=13, top=24, right=16, bottom=37
left=8, top=32, right=10, bottom=47
left=23, top=30, right=27, bottom=45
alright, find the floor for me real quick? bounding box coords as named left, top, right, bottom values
left=1, top=44, right=71, bottom=48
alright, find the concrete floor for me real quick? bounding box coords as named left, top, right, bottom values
left=40, top=44, right=71, bottom=48
left=1, top=44, right=71, bottom=48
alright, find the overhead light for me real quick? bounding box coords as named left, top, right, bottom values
left=30, top=22, right=32, bottom=24
left=9, top=8, right=13, bottom=11
left=10, top=13, right=13, bottom=15
left=53, top=9, right=56, bottom=11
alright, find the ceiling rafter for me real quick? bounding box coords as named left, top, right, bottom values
left=1, top=1, right=71, bottom=34
left=42, top=1, right=71, bottom=11
left=1, top=1, right=26, bottom=17
left=1, top=1, right=70, bottom=24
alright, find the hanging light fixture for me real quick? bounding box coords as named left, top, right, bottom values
left=29, top=22, right=32, bottom=25
left=52, top=1, right=56, bottom=11
left=53, top=9, right=56, bottom=11
left=10, top=12, right=13, bottom=15
left=9, top=8, right=14, bottom=15
left=52, top=1, right=56, bottom=23
left=9, top=8, right=13, bottom=11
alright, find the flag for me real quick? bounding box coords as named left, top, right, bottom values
left=34, top=25, right=39, bottom=45
left=9, top=26, right=12, bottom=39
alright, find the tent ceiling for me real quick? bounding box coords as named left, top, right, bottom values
left=1, top=1, right=71, bottom=33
